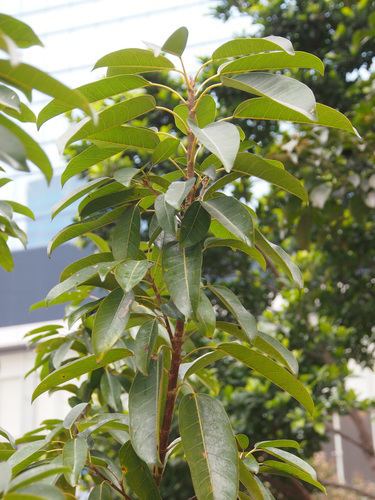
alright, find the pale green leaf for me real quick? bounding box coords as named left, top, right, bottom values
left=152, top=137, right=179, bottom=164
left=164, top=177, right=195, bottom=209
left=90, top=125, right=159, bottom=150
left=261, top=460, right=325, bottom=493
left=114, top=259, right=153, bottom=293
left=196, top=94, right=217, bottom=128
left=95, top=48, right=174, bottom=73
left=134, top=319, right=159, bottom=375
left=63, top=403, right=89, bottom=429
left=63, top=437, right=88, bottom=486
left=154, top=194, right=177, bottom=235
left=212, top=35, right=294, bottom=59
left=0, top=84, right=20, bottom=111
left=161, top=27, right=189, bottom=56
left=0, top=14, right=42, bottom=48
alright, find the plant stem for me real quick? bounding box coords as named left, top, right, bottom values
left=157, top=319, right=185, bottom=474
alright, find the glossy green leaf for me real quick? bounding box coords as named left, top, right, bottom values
left=213, top=35, right=294, bottom=59
left=92, top=288, right=134, bottom=355
left=165, top=177, right=195, bottom=209
left=0, top=115, right=52, bottom=181
left=188, top=119, right=240, bottom=173
left=129, top=358, right=161, bottom=465
left=90, top=125, right=159, bottom=150
left=59, top=95, right=156, bottom=152
left=0, top=61, right=91, bottom=116
left=179, top=350, right=224, bottom=380
left=111, top=205, right=141, bottom=260
left=61, top=145, right=122, bottom=186
left=88, top=482, right=112, bottom=500
left=220, top=51, right=324, bottom=75
left=196, top=290, right=216, bottom=337
left=196, top=95, right=217, bottom=128
left=119, top=441, right=161, bottom=500
left=4, top=485, right=65, bottom=500
left=255, top=439, right=300, bottom=450
left=173, top=103, right=188, bottom=134
left=3, top=201, right=34, bottom=219
left=60, top=252, right=113, bottom=281
left=114, top=259, right=152, bottom=293
left=219, top=343, right=314, bottom=414
left=0, top=235, right=13, bottom=272
left=255, top=229, right=303, bottom=288
left=207, top=152, right=307, bottom=202
left=161, top=26, right=188, bottom=56
left=63, top=437, right=88, bottom=486
left=95, top=48, right=174, bottom=73
left=8, top=463, right=67, bottom=491
left=204, top=237, right=266, bottom=270
left=100, top=371, right=123, bottom=411
left=261, top=460, right=325, bottom=493
left=48, top=206, right=125, bottom=255
left=180, top=201, right=211, bottom=248
left=162, top=241, right=202, bottom=318
left=234, top=98, right=359, bottom=136
left=179, top=393, right=238, bottom=500
left=134, top=319, right=159, bottom=375
left=79, top=186, right=148, bottom=218
left=222, top=72, right=316, bottom=121
left=38, top=74, right=148, bottom=127
left=261, top=447, right=316, bottom=478
left=209, top=285, right=257, bottom=341
left=113, top=167, right=139, bottom=187
left=253, top=331, right=298, bottom=375
left=0, top=14, right=42, bottom=48
left=152, top=137, right=179, bottom=164
left=203, top=194, right=253, bottom=245
left=154, top=194, right=177, bottom=235
left=239, top=461, right=268, bottom=500
left=0, top=84, right=20, bottom=111
left=63, top=403, right=89, bottom=429
left=32, top=348, right=131, bottom=400
left=52, top=178, right=109, bottom=219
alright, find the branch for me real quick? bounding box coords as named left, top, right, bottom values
left=323, top=481, right=375, bottom=499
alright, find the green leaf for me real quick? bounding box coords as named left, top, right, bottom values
left=59, top=95, right=156, bottom=152
left=114, top=259, right=152, bottom=293
left=3, top=201, right=34, bottom=219
left=196, top=290, right=216, bottom=337
left=188, top=119, right=240, bottom=173
left=0, top=235, right=13, bottom=271
left=234, top=98, right=359, bottom=136
left=52, top=178, right=109, bottom=219
left=261, top=460, right=325, bottom=493
left=94, top=48, right=174, bottom=73
left=207, top=152, right=307, bottom=202
left=213, top=35, right=294, bottom=59
left=253, top=331, right=298, bottom=375
left=218, top=343, right=314, bottom=415
left=179, top=351, right=224, bottom=379
left=113, top=167, right=139, bottom=187
left=203, top=194, right=253, bottom=245
left=0, top=461, right=11, bottom=494
left=220, top=51, right=324, bottom=75
left=239, top=461, right=268, bottom=500
left=152, top=137, right=179, bottom=164
left=63, top=403, right=89, bottom=429
left=4, top=485, right=65, bottom=500
left=60, top=252, right=113, bottom=281
left=8, top=464, right=67, bottom=491
left=173, top=103, right=188, bottom=134
left=0, top=123, right=27, bottom=171
left=48, top=206, right=125, bottom=256
left=61, top=145, right=122, bottom=186
left=0, top=84, right=20, bottom=111
left=100, top=371, right=123, bottom=411
left=119, top=441, right=161, bottom=500
left=154, top=194, right=177, bottom=235
left=179, top=393, right=238, bottom=500
left=38, top=74, right=148, bottom=127
left=162, top=241, right=202, bottom=318
left=111, top=205, right=140, bottom=260
left=88, top=482, right=112, bottom=500
left=0, top=427, right=15, bottom=448
left=204, top=237, right=266, bottom=270
left=196, top=95, right=217, bottom=128
left=165, top=177, right=195, bottom=209
left=90, top=125, right=159, bottom=150
left=260, top=447, right=316, bottom=478
left=0, top=14, right=43, bottom=48
left=161, top=26, right=189, bottom=56
left=222, top=72, right=316, bottom=121
left=209, top=285, right=257, bottom=341
left=0, top=61, right=91, bottom=116
left=32, top=348, right=131, bottom=401
left=129, top=358, right=162, bottom=465
left=92, top=288, right=134, bottom=356
left=255, top=439, right=300, bottom=450
left=62, top=437, right=88, bottom=486
left=180, top=201, right=211, bottom=248
left=0, top=114, right=52, bottom=180
left=3, top=103, right=36, bottom=123
left=134, top=319, right=159, bottom=375
left=255, top=229, right=303, bottom=288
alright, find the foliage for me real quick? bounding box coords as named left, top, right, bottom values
left=0, top=13, right=91, bottom=271
left=0, top=21, right=358, bottom=499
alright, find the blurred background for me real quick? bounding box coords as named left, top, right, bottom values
left=0, top=0, right=374, bottom=497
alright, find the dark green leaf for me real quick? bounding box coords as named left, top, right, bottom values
left=154, top=194, right=176, bottom=235
left=111, top=205, right=140, bottom=260
left=134, top=319, right=159, bottom=375
left=196, top=290, right=216, bottom=337
left=152, top=137, right=179, bottom=164
left=180, top=201, right=211, bottom=248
